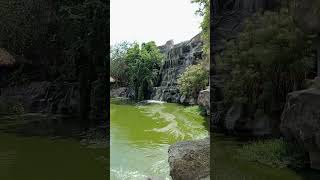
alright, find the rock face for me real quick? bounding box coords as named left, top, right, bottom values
left=151, top=34, right=204, bottom=104
left=211, top=0, right=280, bottom=129
left=168, top=138, right=210, bottom=180
left=197, top=88, right=210, bottom=115
left=110, top=87, right=129, bottom=98
left=0, top=81, right=79, bottom=114
left=281, top=88, right=320, bottom=169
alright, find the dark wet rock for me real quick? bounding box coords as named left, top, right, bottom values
left=151, top=34, right=204, bottom=104
left=90, top=78, right=107, bottom=121
left=168, top=138, right=210, bottom=180
left=281, top=88, right=320, bottom=170
left=224, top=104, right=273, bottom=136
left=197, top=88, right=210, bottom=115
left=225, top=103, right=243, bottom=131
left=0, top=81, right=79, bottom=115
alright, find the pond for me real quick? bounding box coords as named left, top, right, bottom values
left=213, top=133, right=320, bottom=180
left=110, top=99, right=209, bottom=179
left=0, top=113, right=107, bottom=180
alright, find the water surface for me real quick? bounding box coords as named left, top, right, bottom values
left=110, top=99, right=208, bottom=179
left=0, top=113, right=107, bottom=180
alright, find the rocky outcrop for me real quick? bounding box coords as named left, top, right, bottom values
left=197, top=88, right=210, bottom=115
left=280, top=88, right=320, bottom=170
left=151, top=34, right=203, bottom=104
left=110, top=87, right=129, bottom=98
left=211, top=0, right=280, bottom=129
left=0, top=81, right=79, bottom=114
left=168, top=138, right=210, bottom=180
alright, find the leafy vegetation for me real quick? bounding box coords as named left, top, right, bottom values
left=126, top=42, right=163, bottom=100
left=218, top=9, right=314, bottom=118
left=177, top=63, right=208, bottom=98
left=192, top=0, right=210, bottom=54
left=110, top=41, right=132, bottom=86
left=237, top=139, right=306, bottom=168
left=110, top=41, right=163, bottom=101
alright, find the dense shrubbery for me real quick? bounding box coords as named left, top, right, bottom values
left=237, top=139, right=306, bottom=168
left=218, top=9, right=314, bottom=117
left=177, top=62, right=209, bottom=98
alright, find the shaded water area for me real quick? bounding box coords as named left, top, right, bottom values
left=110, top=98, right=208, bottom=179
left=0, top=113, right=108, bottom=180
left=213, top=133, right=320, bottom=180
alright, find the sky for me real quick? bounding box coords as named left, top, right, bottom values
left=110, top=0, right=202, bottom=46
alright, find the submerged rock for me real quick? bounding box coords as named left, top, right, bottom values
left=168, top=138, right=210, bottom=180
left=281, top=88, right=320, bottom=170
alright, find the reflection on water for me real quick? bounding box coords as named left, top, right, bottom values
left=213, top=133, right=320, bottom=180
left=0, top=113, right=107, bottom=180
left=110, top=100, right=208, bottom=180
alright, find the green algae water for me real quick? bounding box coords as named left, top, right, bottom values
left=213, top=133, right=320, bottom=180
left=110, top=99, right=208, bottom=179
left=0, top=114, right=107, bottom=180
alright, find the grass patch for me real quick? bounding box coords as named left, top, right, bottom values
left=237, top=138, right=306, bottom=168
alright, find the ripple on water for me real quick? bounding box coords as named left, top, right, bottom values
left=111, top=101, right=208, bottom=179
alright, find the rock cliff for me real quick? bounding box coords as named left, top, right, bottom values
left=151, top=34, right=204, bottom=104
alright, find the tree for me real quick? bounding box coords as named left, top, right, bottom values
left=219, top=9, right=314, bottom=118
left=125, top=42, right=163, bottom=100
left=110, top=41, right=132, bottom=86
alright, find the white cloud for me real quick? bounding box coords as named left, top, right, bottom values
left=110, top=0, right=202, bottom=46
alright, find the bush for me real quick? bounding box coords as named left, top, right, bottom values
left=237, top=139, right=306, bottom=168
left=219, top=9, right=314, bottom=117
left=177, top=63, right=208, bottom=98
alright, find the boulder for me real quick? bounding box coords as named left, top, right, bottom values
left=168, top=138, right=210, bottom=180
left=197, top=88, right=210, bottom=115
left=0, top=48, right=15, bottom=67
left=110, top=87, right=128, bottom=98
left=281, top=88, right=320, bottom=169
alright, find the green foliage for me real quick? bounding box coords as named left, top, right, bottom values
left=0, top=0, right=53, bottom=54
left=177, top=63, right=208, bottom=98
left=110, top=42, right=132, bottom=86
left=220, top=9, right=314, bottom=116
left=237, top=139, right=306, bottom=168
left=192, top=0, right=210, bottom=54
left=125, top=42, right=163, bottom=100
